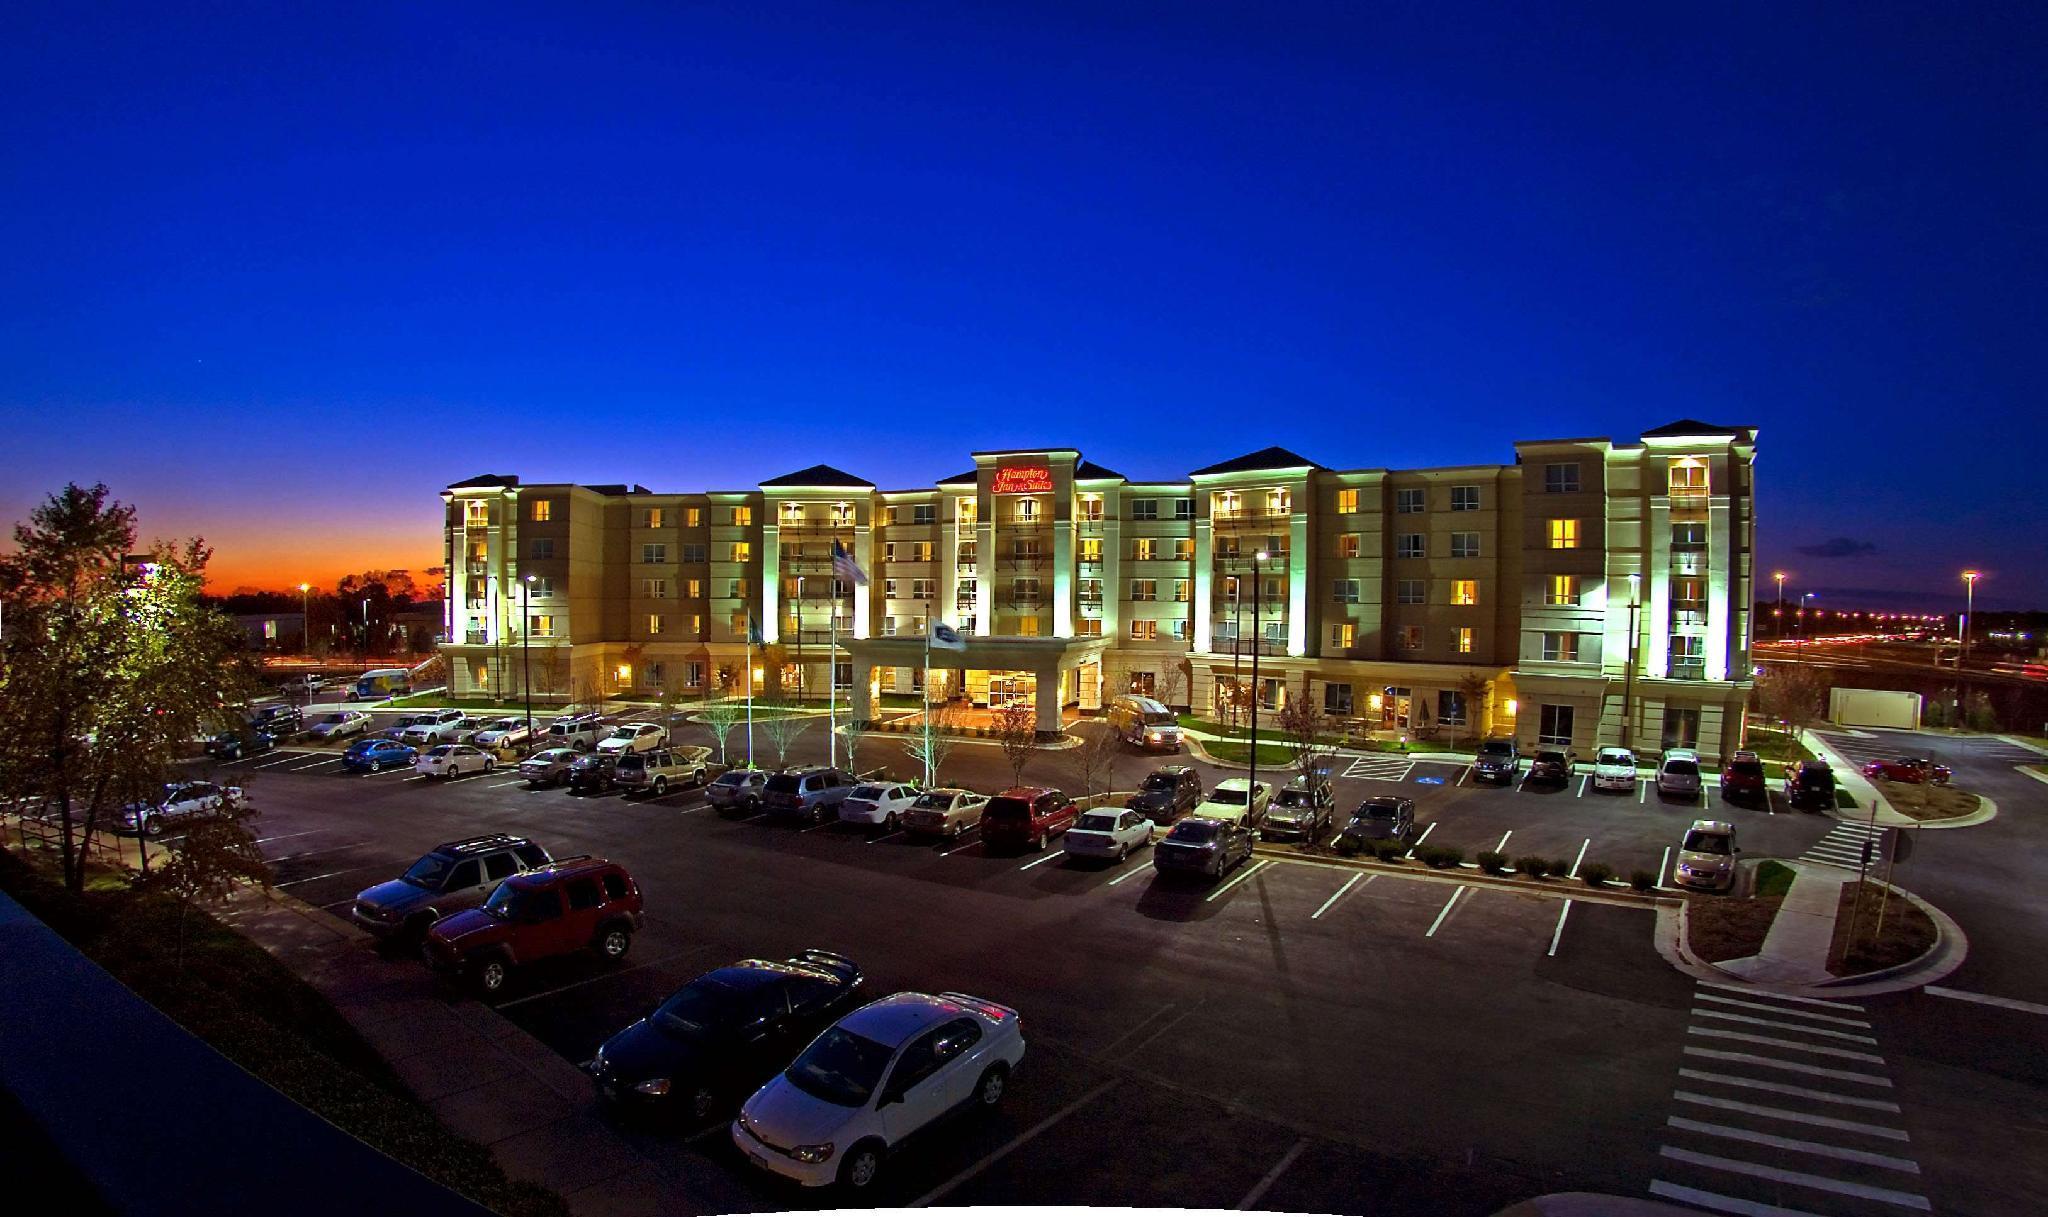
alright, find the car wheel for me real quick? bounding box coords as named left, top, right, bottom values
left=143, top=817, right=165, bottom=838
left=597, top=925, right=632, bottom=961
left=885, top=812, right=899, bottom=832
left=447, top=766, right=459, bottom=779
left=974, top=1063, right=1009, bottom=1108
left=653, top=777, right=668, bottom=796
left=688, top=1085, right=716, bottom=1122
left=477, top=957, right=510, bottom=995
left=838, top=1141, right=883, bottom=1190
left=1031, top=834, right=1045, bottom=851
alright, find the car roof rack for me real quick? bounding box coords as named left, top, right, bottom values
left=435, top=833, right=530, bottom=854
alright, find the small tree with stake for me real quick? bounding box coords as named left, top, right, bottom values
left=1066, top=722, right=1122, bottom=801
left=139, top=790, right=273, bottom=967
left=1277, top=689, right=1337, bottom=801
left=993, top=701, right=1039, bottom=789
left=696, top=691, right=748, bottom=765
left=906, top=699, right=964, bottom=787
left=757, top=697, right=812, bottom=769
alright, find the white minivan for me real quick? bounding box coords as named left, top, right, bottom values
left=1106, top=695, right=1181, bottom=752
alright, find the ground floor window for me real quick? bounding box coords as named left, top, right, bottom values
left=1324, top=682, right=1353, bottom=716
left=1128, top=671, right=1156, bottom=695
left=1661, top=706, right=1700, bottom=751
left=648, top=662, right=666, bottom=688
left=683, top=661, right=703, bottom=688
left=833, top=661, right=852, bottom=692
left=1538, top=703, right=1574, bottom=746
left=1260, top=678, right=1284, bottom=710
left=908, top=666, right=925, bottom=692
left=1437, top=689, right=1466, bottom=725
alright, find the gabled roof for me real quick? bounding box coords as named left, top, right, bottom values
left=760, top=464, right=875, bottom=489
left=1188, top=446, right=1325, bottom=477
left=935, top=470, right=978, bottom=486
left=1642, top=419, right=1748, bottom=439
left=1075, top=459, right=1126, bottom=481
left=447, top=474, right=519, bottom=490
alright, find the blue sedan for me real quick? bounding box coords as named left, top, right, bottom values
left=343, top=738, right=418, bottom=773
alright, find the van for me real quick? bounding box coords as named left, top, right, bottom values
left=1107, top=695, right=1181, bottom=752
left=350, top=668, right=413, bottom=702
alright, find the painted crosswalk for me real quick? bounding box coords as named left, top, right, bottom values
left=1797, top=821, right=1883, bottom=871
left=1648, top=981, right=1930, bottom=1215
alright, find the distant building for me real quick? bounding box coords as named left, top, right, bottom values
left=233, top=612, right=306, bottom=651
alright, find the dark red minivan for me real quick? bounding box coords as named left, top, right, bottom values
left=979, top=787, right=1079, bottom=852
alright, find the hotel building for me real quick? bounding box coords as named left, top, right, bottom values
left=441, top=420, right=1757, bottom=759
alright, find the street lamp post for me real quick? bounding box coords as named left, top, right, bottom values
left=1249, top=550, right=1268, bottom=801
left=521, top=575, right=535, bottom=738
left=1960, top=570, right=1981, bottom=668
left=1773, top=571, right=1786, bottom=639
left=1622, top=573, right=1641, bottom=749
left=1799, top=593, right=1815, bottom=645
left=299, top=582, right=312, bottom=655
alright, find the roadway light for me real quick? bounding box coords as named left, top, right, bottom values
left=1961, top=570, right=1982, bottom=669
left=1773, top=571, right=1787, bottom=637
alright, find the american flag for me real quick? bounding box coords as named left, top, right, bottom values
left=830, top=539, right=870, bottom=587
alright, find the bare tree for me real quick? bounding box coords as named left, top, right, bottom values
left=1156, top=659, right=1190, bottom=712
left=1276, top=692, right=1338, bottom=798
left=1213, top=676, right=1251, bottom=729
left=1754, top=664, right=1830, bottom=736
left=757, top=697, right=812, bottom=769
left=1066, top=722, right=1122, bottom=800
left=906, top=699, right=964, bottom=787
left=993, top=701, right=1039, bottom=789
left=1455, top=672, right=1490, bottom=746
left=696, top=693, right=749, bottom=765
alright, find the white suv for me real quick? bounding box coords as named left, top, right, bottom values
left=1190, top=778, right=1272, bottom=830
left=1592, top=747, right=1638, bottom=792
left=733, top=991, right=1024, bottom=1191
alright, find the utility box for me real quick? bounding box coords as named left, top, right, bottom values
left=1829, top=687, right=1922, bottom=730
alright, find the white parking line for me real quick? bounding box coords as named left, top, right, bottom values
left=1235, top=1136, right=1309, bottom=1210
left=1638, top=781, right=1648, bottom=804
left=249, top=755, right=307, bottom=770
left=485, top=779, right=527, bottom=789
left=1106, top=858, right=1150, bottom=886
left=940, top=838, right=981, bottom=858
left=1547, top=899, right=1572, bottom=956
left=1205, top=858, right=1272, bottom=902
left=800, top=818, right=837, bottom=832
left=1577, top=775, right=1589, bottom=797
left=1659, top=845, right=1672, bottom=886
left=1924, top=986, right=2048, bottom=1017
left=1311, top=873, right=1365, bottom=920
left=1017, top=850, right=1065, bottom=872
left=910, top=1077, right=1121, bottom=1208
left=1412, top=821, right=1437, bottom=848
left=1456, top=766, right=1470, bottom=786
left=866, top=830, right=906, bottom=846
left=493, top=948, right=705, bottom=1010
left=284, top=757, right=342, bottom=771
left=269, top=842, right=369, bottom=865
left=1567, top=838, right=1590, bottom=878
left=1494, top=830, right=1513, bottom=853
left=1655, top=1147, right=1929, bottom=1210
left=1424, top=886, right=1469, bottom=937
left=1399, top=762, right=1416, bottom=782
left=1515, top=772, right=1531, bottom=793
left=277, top=865, right=385, bottom=888
left=254, top=829, right=326, bottom=845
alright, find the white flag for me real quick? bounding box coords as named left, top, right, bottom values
left=929, top=621, right=967, bottom=652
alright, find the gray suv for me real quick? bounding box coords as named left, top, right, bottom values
left=1472, top=738, right=1521, bottom=785
left=760, top=766, right=857, bottom=823
left=350, top=835, right=553, bottom=942
left=613, top=747, right=711, bottom=797
left=1126, top=765, right=1201, bottom=824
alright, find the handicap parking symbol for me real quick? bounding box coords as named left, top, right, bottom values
left=1415, top=776, right=1445, bottom=785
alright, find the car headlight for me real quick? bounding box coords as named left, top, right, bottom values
left=791, top=1142, right=835, bottom=1164
left=633, top=1078, right=671, bottom=1096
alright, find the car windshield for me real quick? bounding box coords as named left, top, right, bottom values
left=320, top=713, right=347, bottom=724
left=1536, top=752, right=1566, bottom=765
left=1360, top=802, right=1401, bottom=820
left=427, top=745, right=452, bottom=757
left=1207, top=787, right=1249, bottom=806
left=1278, top=790, right=1311, bottom=807
left=1142, top=773, right=1179, bottom=791
left=1143, top=711, right=1176, bottom=726
left=402, top=853, right=455, bottom=888
left=784, top=1026, right=894, bottom=1108
left=654, top=975, right=750, bottom=1038
left=849, top=785, right=887, bottom=801
left=489, top=719, right=517, bottom=731
left=1682, top=831, right=1731, bottom=855
left=1665, top=760, right=1700, bottom=777
left=1479, top=741, right=1514, bottom=757
left=1168, top=821, right=1218, bottom=844
left=912, top=792, right=956, bottom=809
left=1077, top=811, right=1120, bottom=831
left=1796, top=766, right=1831, bottom=784
left=483, top=884, right=553, bottom=920
left=1597, top=750, right=1632, bottom=766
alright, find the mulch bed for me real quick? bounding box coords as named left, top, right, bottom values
left=1827, top=880, right=1936, bottom=975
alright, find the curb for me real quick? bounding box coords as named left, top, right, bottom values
left=1811, top=878, right=1969, bottom=991
left=1248, top=842, right=1674, bottom=910
left=1872, top=788, right=1999, bottom=830
left=1801, top=728, right=1915, bottom=827
left=1996, top=734, right=2048, bottom=757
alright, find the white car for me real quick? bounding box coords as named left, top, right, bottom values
left=900, top=789, right=989, bottom=840
left=733, top=991, right=1025, bottom=1190
left=309, top=710, right=372, bottom=741
left=1061, top=806, right=1153, bottom=862
left=399, top=708, right=471, bottom=746
left=595, top=722, right=668, bottom=755
left=473, top=717, right=533, bottom=749
left=414, top=743, right=497, bottom=779
left=838, top=782, right=922, bottom=829
left=1657, top=749, right=1704, bottom=799
left=1592, top=747, right=1638, bottom=792
left=1191, top=778, right=1272, bottom=830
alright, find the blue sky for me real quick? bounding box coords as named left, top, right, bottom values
left=2, top=2, right=2042, bottom=606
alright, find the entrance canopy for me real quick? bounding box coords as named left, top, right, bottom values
left=841, top=634, right=1114, bottom=737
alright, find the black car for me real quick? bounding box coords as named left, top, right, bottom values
left=1126, top=765, right=1202, bottom=824
left=250, top=704, right=304, bottom=739
left=1527, top=749, right=1576, bottom=787
left=588, top=950, right=864, bottom=1122
left=1472, top=737, right=1520, bottom=784
left=1334, top=796, right=1416, bottom=854
left=1784, top=761, right=1837, bottom=811
left=566, top=752, right=620, bottom=794
left=1264, top=774, right=1335, bottom=841
left=206, top=726, right=276, bottom=761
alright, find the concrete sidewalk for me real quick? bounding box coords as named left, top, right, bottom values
left=1713, top=861, right=1849, bottom=986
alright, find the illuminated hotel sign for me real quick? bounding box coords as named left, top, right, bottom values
left=991, top=464, right=1053, bottom=495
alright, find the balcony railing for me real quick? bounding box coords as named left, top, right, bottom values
left=464, top=630, right=490, bottom=646
left=1667, top=660, right=1707, bottom=681
left=1210, top=633, right=1287, bottom=655
left=1211, top=507, right=1292, bottom=526
left=1671, top=610, right=1711, bottom=630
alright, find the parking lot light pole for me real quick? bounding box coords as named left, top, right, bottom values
left=1960, top=570, right=1981, bottom=668
left=521, top=575, right=535, bottom=738
left=1773, top=570, right=1786, bottom=638
left=1249, top=550, right=1267, bottom=800
left=1622, top=572, right=1640, bottom=749
left=299, top=582, right=311, bottom=656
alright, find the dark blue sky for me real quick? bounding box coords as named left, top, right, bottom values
left=3, top=2, right=2042, bottom=606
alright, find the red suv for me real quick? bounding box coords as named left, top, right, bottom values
left=980, top=787, right=1078, bottom=852
left=424, top=856, right=644, bottom=995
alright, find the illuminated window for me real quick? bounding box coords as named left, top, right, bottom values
left=531, top=499, right=552, bottom=522
left=1173, top=538, right=1193, bottom=561
left=1335, top=488, right=1359, bottom=514
left=1015, top=498, right=1040, bottom=522
left=1076, top=618, right=1103, bottom=637
left=1542, top=632, right=1579, bottom=662
left=1080, top=496, right=1103, bottom=521
left=685, top=507, right=702, bottom=527
left=1451, top=580, right=1478, bottom=606
left=1078, top=537, right=1102, bottom=562
left=958, top=541, right=979, bottom=564
left=1173, top=579, right=1191, bottom=602
left=1548, top=575, right=1578, bottom=605
left=1397, top=625, right=1423, bottom=650
left=730, top=542, right=752, bottom=563
left=882, top=506, right=898, bottom=526
left=1017, top=615, right=1040, bottom=637
left=1456, top=626, right=1474, bottom=654
left=783, top=503, right=806, bottom=524
left=1209, top=492, right=1238, bottom=519
left=529, top=614, right=555, bottom=637
left=1133, top=537, right=1158, bottom=561
left=645, top=508, right=664, bottom=528
left=464, top=501, right=490, bottom=525
left=1548, top=519, right=1581, bottom=549
left=730, top=612, right=748, bottom=636
left=957, top=498, right=976, bottom=523
left=731, top=506, right=753, bottom=527
left=1331, top=622, right=1357, bottom=648
left=689, top=615, right=702, bottom=635
left=685, top=578, right=702, bottom=598
left=1670, top=459, right=1709, bottom=494
left=647, top=614, right=664, bottom=635
left=1338, top=534, right=1361, bottom=559
left=911, top=542, right=934, bottom=562
left=1130, top=619, right=1158, bottom=641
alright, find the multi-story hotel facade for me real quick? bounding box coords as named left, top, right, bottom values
left=441, top=420, right=1758, bottom=760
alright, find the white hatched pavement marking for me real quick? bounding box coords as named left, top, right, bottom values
left=1695, top=992, right=1871, bottom=1027
left=1687, top=1027, right=1886, bottom=1064
left=1648, top=1180, right=1833, bottom=1217
left=1682, top=1046, right=1891, bottom=1087
left=1695, top=981, right=1863, bottom=1011
left=1676, top=1068, right=1899, bottom=1112
left=1672, top=1091, right=1909, bottom=1141
left=1666, top=1117, right=1920, bottom=1172
left=1655, top=1147, right=1929, bottom=1210
left=1690, top=1008, right=1880, bottom=1044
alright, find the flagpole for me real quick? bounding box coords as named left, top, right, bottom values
left=922, top=602, right=933, bottom=786
left=745, top=628, right=755, bottom=768
left=829, top=581, right=839, bottom=770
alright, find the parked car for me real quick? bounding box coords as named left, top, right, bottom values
left=400, top=708, right=472, bottom=746
left=1656, top=749, right=1703, bottom=799
left=415, top=743, right=498, bottom=779
left=544, top=713, right=608, bottom=752
left=474, top=716, right=535, bottom=750
left=1591, top=747, right=1638, bottom=792
left=1527, top=749, right=1575, bottom=787
left=424, top=856, right=645, bottom=995
left=1719, top=750, right=1768, bottom=803
left=1861, top=757, right=1952, bottom=785
left=342, top=738, right=418, bottom=773
left=1126, top=765, right=1201, bottom=824
left=1264, top=774, right=1334, bottom=841
left=1332, top=796, right=1415, bottom=854
left=596, top=722, right=669, bottom=755
left=838, top=782, right=922, bottom=830
left=376, top=714, right=428, bottom=742
left=615, top=747, right=711, bottom=797
left=1673, top=819, right=1739, bottom=893
left=979, top=787, right=1078, bottom=852
left=1152, top=817, right=1255, bottom=879
left=309, top=710, right=372, bottom=741
left=732, top=990, right=1025, bottom=1190
left=1189, top=778, right=1271, bottom=831
left=250, top=703, right=304, bottom=739
left=706, top=768, right=771, bottom=814
left=114, top=781, right=242, bottom=837
left=566, top=751, right=622, bottom=794
left=1105, top=695, right=1182, bottom=752
left=206, top=725, right=275, bottom=761
left=589, top=950, right=865, bottom=1123
left=1472, top=737, right=1521, bottom=785
left=901, top=788, right=989, bottom=839
left=762, top=767, right=858, bottom=823
left=518, top=748, right=582, bottom=788
left=350, top=835, right=553, bottom=942
left=1784, top=760, right=1837, bottom=811
left=1061, top=807, right=1153, bottom=863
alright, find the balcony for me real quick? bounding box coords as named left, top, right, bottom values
left=463, top=518, right=492, bottom=532
left=1210, top=634, right=1288, bottom=656
left=465, top=560, right=490, bottom=576
left=1671, top=610, right=1711, bottom=630
left=776, top=518, right=854, bottom=536
left=1667, top=660, right=1707, bottom=681
left=1211, top=507, right=1291, bottom=527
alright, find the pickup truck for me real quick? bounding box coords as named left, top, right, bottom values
left=613, top=747, right=712, bottom=797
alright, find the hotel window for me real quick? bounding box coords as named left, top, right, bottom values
left=1263, top=576, right=1284, bottom=601
left=911, top=541, right=934, bottom=561
left=911, top=578, right=935, bottom=599
left=1332, top=579, right=1361, bottom=604
left=731, top=506, right=753, bottom=526
left=1451, top=532, right=1481, bottom=558
left=783, top=503, right=806, bottom=525
left=1215, top=534, right=1240, bottom=558
left=884, top=542, right=898, bottom=562
left=1173, top=578, right=1191, bottom=602
left=641, top=543, right=667, bottom=564
left=1673, top=576, right=1704, bottom=606
left=1174, top=498, right=1194, bottom=520
left=684, top=662, right=704, bottom=688
left=1397, top=579, right=1425, bottom=604
left=1015, top=498, right=1040, bottom=522
left=1132, top=499, right=1158, bottom=520
left=1270, top=488, right=1293, bottom=514
left=529, top=614, right=555, bottom=637
left=1397, top=625, right=1424, bottom=651
left=1173, top=538, right=1193, bottom=561
left=685, top=507, right=702, bottom=527
left=1542, top=632, right=1580, bottom=662
left=529, top=576, right=555, bottom=598
left=531, top=538, right=555, bottom=559
left=911, top=614, right=929, bottom=634
left=688, top=614, right=702, bottom=635
left=882, top=506, right=898, bottom=527
left=912, top=503, right=936, bottom=525
left=884, top=579, right=899, bottom=599
left=1669, top=460, right=1709, bottom=494
left=1324, top=682, right=1354, bottom=715
left=1079, top=496, right=1103, bottom=521
left=1538, top=704, right=1575, bottom=746
left=728, top=579, right=749, bottom=599
left=642, top=578, right=668, bottom=598
left=957, top=578, right=978, bottom=600
left=531, top=499, right=553, bottom=522
left=730, top=542, right=753, bottom=562
left=1013, top=578, right=1040, bottom=600
left=1548, top=575, right=1579, bottom=605
left=1078, top=578, right=1102, bottom=603
left=1338, top=533, right=1361, bottom=559
left=1169, top=619, right=1191, bottom=641
left=1076, top=618, right=1103, bottom=637
left=1547, top=519, right=1580, bottom=550
left=1264, top=533, right=1288, bottom=556
left=1396, top=534, right=1425, bottom=558
left=644, top=508, right=664, bottom=528
left=1451, top=580, right=1478, bottom=606
left=1670, top=635, right=1706, bottom=677
left=1017, top=615, right=1040, bottom=637
left=1395, top=488, right=1425, bottom=514
left=1131, top=579, right=1159, bottom=602
left=464, top=500, right=490, bottom=526
left=1130, top=619, right=1158, bottom=641
left=467, top=540, right=488, bottom=563
left=681, top=543, right=707, bottom=563
left=1544, top=462, right=1581, bottom=494
left=685, top=578, right=702, bottom=598
left=957, top=615, right=976, bottom=637
left=1438, top=689, right=1467, bottom=725
left=1013, top=538, right=1042, bottom=559
left=1078, top=537, right=1101, bottom=563
left=882, top=617, right=898, bottom=637
left=1456, top=626, right=1474, bottom=654
left=730, top=612, right=748, bottom=636
left=1671, top=522, right=1707, bottom=551
left=957, top=498, right=976, bottom=523
left=647, top=614, right=664, bottom=635
left=1335, top=488, right=1359, bottom=514
left=1220, top=574, right=1241, bottom=602
left=1331, top=622, right=1357, bottom=649
left=1451, top=485, right=1480, bottom=512
left=1133, top=537, right=1158, bottom=560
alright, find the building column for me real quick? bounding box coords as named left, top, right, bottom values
left=1705, top=497, right=1732, bottom=681
left=851, top=657, right=874, bottom=725
left=761, top=524, right=783, bottom=643
left=1193, top=515, right=1214, bottom=650
left=853, top=523, right=874, bottom=640
left=1288, top=510, right=1310, bottom=655
left=1035, top=663, right=1063, bottom=738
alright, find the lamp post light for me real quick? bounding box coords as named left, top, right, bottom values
left=521, top=575, right=536, bottom=737
left=1249, top=550, right=1268, bottom=801
left=298, top=582, right=311, bottom=655
left=1622, top=573, right=1641, bottom=749
left=1961, top=570, right=1981, bottom=668
left=1799, top=593, right=1815, bottom=645
left=1773, top=571, right=1787, bottom=638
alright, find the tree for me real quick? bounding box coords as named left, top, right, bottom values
left=0, top=485, right=259, bottom=893
left=1156, top=659, right=1190, bottom=712
left=1455, top=672, right=1491, bottom=746
left=697, top=692, right=749, bottom=765
left=1754, top=665, right=1830, bottom=736
left=1066, top=722, right=1122, bottom=800
left=1276, top=690, right=1338, bottom=798
left=838, top=715, right=870, bottom=778
left=993, top=701, right=1039, bottom=789
left=1214, top=677, right=1252, bottom=729
left=757, top=698, right=812, bottom=768
left=140, top=792, right=272, bottom=966
left=906, top=700, right=964, bottom=787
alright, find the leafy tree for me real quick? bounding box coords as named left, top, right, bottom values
left=0, top=484, right=258, bottom=893
left=906, top=700, right=964, bottom=787
left=1754, top=664, right=1830, bottom=736
left=993, top=701, right=1039, bottom=789
left=1455, top=672, right=1491, bottom=745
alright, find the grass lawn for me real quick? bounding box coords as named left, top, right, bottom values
left=0, top=850, right=566, bottom=1217
left=1686, top=859, right=1795, bottom=963
left=1827, top=881, right=1936, bottom=976
left=1871, top=779, right=1982, bottom=822
left=1743, top=727, right=1816, bottom=764
left=1177, top=714, right=1348, bottom=746
left=379, top=692, right=556, bottom=714
left=1204, top=740, right=1302, bottom=767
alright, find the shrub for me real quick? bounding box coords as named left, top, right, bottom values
left=1418, top=844, right=1464, bottom=869
left=1552, top=858, right=1575, bottom=879
left=1476, top=850, right=1509, bottom=875
left=1629, top=869, right=1657, bottom=892
left=1580, top=862, right=1614, bottom=888
left=1371, top=837, right=1410, bottom=862
left=1514, top=855, right=1550, bottom=879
